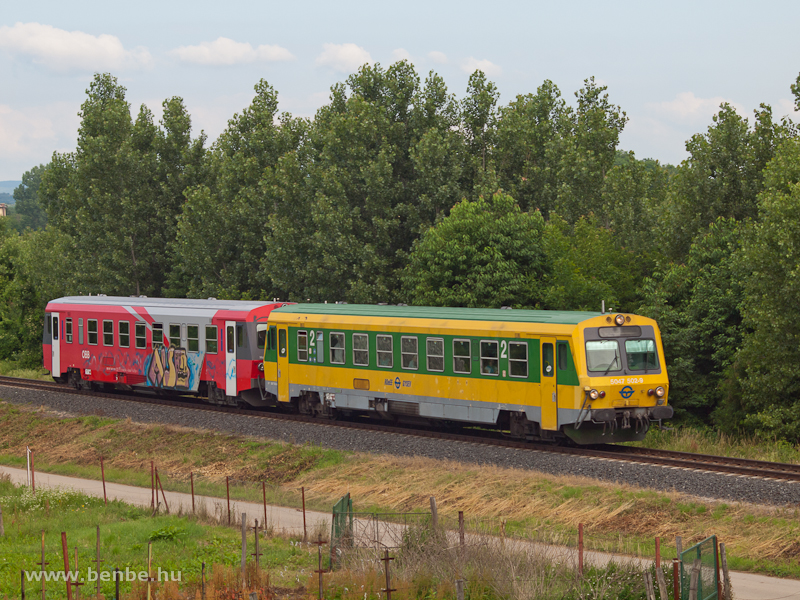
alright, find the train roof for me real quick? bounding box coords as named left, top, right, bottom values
left=272, top=303, right=603, bottom=325
left=46, top=296, right=277, bottom=312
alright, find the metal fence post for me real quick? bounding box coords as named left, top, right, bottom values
left=0, top=504, right=4, bottom=536
left=241, top=513, right=247, bottom=590
left=39, top=530, right=48, bottom=600
left=30, top=451, right=35, bottom=495
left=381, top=549, right=396, bottom=600
left=655, top=536, right=660, bottom=568
left=673, top=558, right=680, bottom=600
left=190, top=472, right=195, bottom=514
left=61, top=532, right=73, bottom=600
left=21, top=570, right=25, bottom=600
left=114, top=568, right=120, bottom=600
left=302, top=486, right=307, bottom=543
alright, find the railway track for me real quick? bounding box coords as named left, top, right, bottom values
left=3, top=375, right=799, bottom=484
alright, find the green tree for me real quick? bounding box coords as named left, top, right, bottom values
left=402, top=192, right=546, bottom=308
left=12, top=165, right=48, bottom=230
left=736, top=137, right=800, bottom=439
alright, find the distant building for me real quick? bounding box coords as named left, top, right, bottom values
left=0, top=204, right=7, bottom=217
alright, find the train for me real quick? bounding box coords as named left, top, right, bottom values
left=43, top=297, right=671, bottom=444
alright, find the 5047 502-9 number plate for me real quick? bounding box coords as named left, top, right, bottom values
left=609, top=377, right=644, bottom=385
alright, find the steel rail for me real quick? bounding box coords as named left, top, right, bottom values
left=1, top=375, right=799, bottom=483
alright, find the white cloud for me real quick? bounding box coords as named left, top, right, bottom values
left=0, top=22, right=151, bottom=72
left=171, top=37, right=293, bottom=66
left=775, top=98, right=800, bottom=121
left=461, top=57, right=502, bottom=77
left=391, top=48, right=412, bottom=63
left=646, top=92, right=745, bottom=124
left=428, top=51, right=448, bottom=65
left=315, top=43, right=372, bottom=72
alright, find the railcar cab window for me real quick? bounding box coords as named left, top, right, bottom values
left=169, top=324, right=181, bottom=347
left=453, top=339, right=471, bottom=374
left=480, top=341, right=499, bottom=376
left=427, top=338, right=444, bottom=372
left=256, top=324, right=268, bottom=350
left=65, top=319, right=73, bottom=344
left=353, top=333, right=369, bottom=366
left=377, top=335, right=393, bottom=368
left=297, top=330, right=308, bottom=361
left=153, top=323, right=164, bottom=349
left=237, top=325, right=247, bottom=348
left=206, top=326, right=218, bottom=354
left=401, top=336, right=418, bottom=370
left=119, top=321, right=130, bottom=348
left=585, top=340, right=621, bottom=372
left=103, top=320, right=114, bottom=346
left=187, top=325, right=199, bottom=352
left=87, top=319, right=98, bottom=345
left=509, top=342, right=528, bottom=378
left=625, top=339, right=658, bottom=371
left=135, top=323, right=147, bottom=349
left=330, top=332, right=345, bottom=364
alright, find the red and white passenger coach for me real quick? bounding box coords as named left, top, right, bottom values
left=43, top=296, right=288, bottom=405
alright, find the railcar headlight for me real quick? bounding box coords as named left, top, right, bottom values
left=615, top=314, right=625, bottom=326
left=258, top=363, right=264, bottom=372
left=655, top=386, right=665, bottom=398
left=589, top=389, right=599, bottom=400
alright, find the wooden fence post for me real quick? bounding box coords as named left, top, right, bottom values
left=241, top=513, right=247, bottom=591
left=100, top=458, right=106, bottom=505
left=642, top=571, right=656, bottom=600
left=0, top=504, right=4, bottom=536
left=226, top=477, right=231, bottom=525
left=578, top=523, right=584, bottom=575
left=301, top=486, right=307, bottom=542
left=689, top=558, right=702, bottom=600
left=190, top=472, right=195, bottom=514
left=720, top=543, right=731, bottom=600
left=655, top=536, right=660, bottom=567
left=429, top=497, right=438, bottom=530
left=61, top=532, right=73, bottom=600
left=655, top=565, right=669, bottom=600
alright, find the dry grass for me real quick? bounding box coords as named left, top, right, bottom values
left=1, top=402, right=800, bottom=578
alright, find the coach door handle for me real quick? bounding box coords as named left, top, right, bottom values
left=552, top=392, right=556, bottom=403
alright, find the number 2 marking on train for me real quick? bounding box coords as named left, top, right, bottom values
left=500, top=340, right=507, bottom=359
left=309, top=331, right=316, bottom=347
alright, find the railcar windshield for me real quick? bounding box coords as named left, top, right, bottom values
left=625, top=339, right=659, bottom=370
left=585, top=340, right=621, bottom=372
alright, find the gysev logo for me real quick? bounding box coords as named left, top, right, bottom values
left=620, top=386, right=634, bottom=399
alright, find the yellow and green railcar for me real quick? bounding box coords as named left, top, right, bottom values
left=261, top=304, right=671, bottom=444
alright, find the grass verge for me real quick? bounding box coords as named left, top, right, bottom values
left=1, top=401, right=799, bottom=580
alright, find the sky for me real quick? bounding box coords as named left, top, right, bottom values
left=1, top=0, right=799, bottom=181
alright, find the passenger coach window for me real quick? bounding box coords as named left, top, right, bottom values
left=65, top=319, right=73, bottom=344
left=509, top=342, right=528, bottom=378
left=558, top=343, right=568, bottom=370
left=330, top=332, right=345, bottom=364
left=585, top=340, right=620, bottom=372
left=542, top=343, right=554, bottom=377
left=401, top=336, right=418, bottom=369
left=205, top=326, right=218, bottom=354
left=169, top=324, right=181, bottom=347
left=625, top=339, right=658, bottom=370
left=298, top=331, right=308, bottom=361
left=353, top=333, right=369, bottom=366
left=119, top=321, right=130, bottom=348
left=135, top=323, right=146, bottom=349
left=153, top=323, right=164, bottom=349
left=87, top=320, right=98, bottom=345
left=377, top=335, right=393, bottom=368
left=267, top=326, right=276, bottom=351
left=187, top=325, right=199, bottom=352
left=103, top=320, right=113, bottom=346
left=453, top=339, right=471, bottom=374
left=79, top=319, right=84, bottom=345
left=427, top=338, right=444, bottom=372
left=480, top=341, right=499, bottom=375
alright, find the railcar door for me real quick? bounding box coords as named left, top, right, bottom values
left=225, top=321, right=237, bottom=397
left=277, top=326, right=289, bottom=403
left=51, top=313, right=60, bottom=377
left=540, top=338, right=558, bottom=430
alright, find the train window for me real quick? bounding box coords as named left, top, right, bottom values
left=87, top=320, right=98, bottom=345
left=401, top=336, right=418, bottom=370
left=153, top=323, right=164, bottom=349
left=169, top=324, right=181, bottom=347
left=119, top=321, right=130, bottom=348
left=237, top=325, right=247, bottom=348
left=542, top=343, right=554, bottom=377
left=480, top=341, right=499, bottom=376
left=453, top=339, right=471, bottom=374
left=52, top=316, right=59, bottom=340
left=187, top=325, right=199, bottom=352
left=268, top=326, right=276, bottom=351
left=377, top=335, right=393, bottom=368
left=625, top=339, right=658, bottom=370
left=585, top=340, right=620, bottom=372
left=426, top=338, right=444, bottom=372
left=46, top=315, right=51, bottom=335
left=79, top=319, right=84, bottom=345
left=509, top=342, right=528, bottom=378
left=65, top=319, right=73, bottom=344
left=103, top=320, right=113, bottom=346
left=256, top=324, right=268, bottom=350
left=135, top=323, right=147, bottom=349
left=205, top=325, right=218, bottom=354
left=298, top=331, right=308, bottom=361
left=227, top=326, right=235, bottom=353
left=330, top=332, right=345, bottom=364
left=353, top=333, right=369, bottom=366
left=557, top=343, right=568, bottom=370
left=278, top=329, right=287, bottom=357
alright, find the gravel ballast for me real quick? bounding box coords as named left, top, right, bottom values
left=2, top=384, right=799, bottom=506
